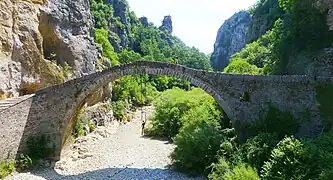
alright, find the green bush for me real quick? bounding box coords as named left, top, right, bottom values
left=261, top=136, right=310, bottom=179
left=112, top=75, right=157, bottom=106
left=145, top=87, right=230, bottom=175
left=303, top=132, right=333, bottom=179
left=208, top=157, right=231, bottom=180
left=224, top=58, right=261, bottom=75
left=118, top=50, right=142, bottom=64
left=149, top=75, right=191, bottom=92
left=171, top=105, right=225, bottom=174
left=148, top=88, right=220, bottom=138
left=112, top=100, right=129, bottom=121
left=74, top=119, right=86, bottom=137
left=240, top=133, right=279, bottom=171
left=17, top=154, right=33, bottom=170
left=209, top=160, right=259, bottom=180
left=215, top=134, right=242, bottom=167
left=0, top=161, right=15, bottom=179
left=223, top=163, right=260, bottom=180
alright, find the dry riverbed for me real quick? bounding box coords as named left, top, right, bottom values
left=6, top=106, right=205, bottom=180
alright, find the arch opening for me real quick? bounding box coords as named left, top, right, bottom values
left=56, top=61, right=235, bottom=160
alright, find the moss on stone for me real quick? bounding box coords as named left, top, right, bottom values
left=315, top=83, right=333, bottom=131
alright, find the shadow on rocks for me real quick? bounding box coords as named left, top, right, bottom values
left=140, top=135, right=173, bottom=145
left=29, top=167, right=206, bottom=180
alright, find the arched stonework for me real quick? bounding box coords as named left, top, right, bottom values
left=59, top=61, right=235, bottom=156
left=2, top=61, right=332, bottom=161
left=62, top=61, right=235, bottom=134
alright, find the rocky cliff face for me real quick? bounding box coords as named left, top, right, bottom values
left=139, top=17, right=149, bottom=27
left=159, top=15, right=173, bottom=34
left=0, top=0, right=100, bottom=99
left=104, top=0, right=134, bottom=52
left=40, top=0, right=99, bottom=76
left=210, top=11, right=251, bottom=71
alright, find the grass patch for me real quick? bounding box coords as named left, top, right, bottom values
left=0, top=161, right=15, bottom=179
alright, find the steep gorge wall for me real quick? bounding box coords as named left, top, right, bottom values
left=0, top=0, right=101, bottom=99
left=212, top=0, right=333, bottom=75
left=210, top=11, right=251, bottom=71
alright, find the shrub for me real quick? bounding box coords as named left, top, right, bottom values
left=209, top=160, right=259, bottom=180
left=224, top=58, right=261, bottom=75
left=303, top=132, right=333, bottom=179
left=17, top=154, right=33, bottom=170
left=147, top=87, right=228, bottom=175
left=170, top=101, right=230, bottom=175
left=223, top=163, right=260, bottom=180
left=0, top=161, right=15, bottom=179
left=240, top=133, right=279, bottom=171
left=112, top=100, right=129, bottom=121
left=112, top=75, right=157, bottom=106
left=216, top=137, right=242, bottom=167
left=148, top=88, right=220, bottom=138
left=73, top=118, right=86, bottom=137
left=261, top=136, right=310, bottom=179
left=208, top=157, right=231, bottom=180
left=171, top=116, right=224, bottom=175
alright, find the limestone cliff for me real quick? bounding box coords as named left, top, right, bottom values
left=139, top=17, right=149, bottom=27
left=103, top=0, right=134, bottom=52
left=159, top=15, right=173, bottom=34
left=0, top=0, right=100, bottom=99
left=210, top=11, right=251, bottom=71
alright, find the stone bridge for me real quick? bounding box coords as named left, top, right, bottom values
left=1, top=61, right=333, bottom=161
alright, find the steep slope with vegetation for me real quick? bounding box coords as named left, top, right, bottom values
left=222, top=0, right=333, bottom=75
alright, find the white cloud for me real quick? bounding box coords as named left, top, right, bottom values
left=127, top=0, right=257, bottom=54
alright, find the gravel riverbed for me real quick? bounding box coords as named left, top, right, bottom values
left=6, top=106, right=206, bottom=180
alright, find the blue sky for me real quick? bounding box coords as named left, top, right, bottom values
left=127, top=0, right=257, bottom=54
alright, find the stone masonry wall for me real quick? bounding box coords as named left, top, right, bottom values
left=0, top=97, right=33, bottom=160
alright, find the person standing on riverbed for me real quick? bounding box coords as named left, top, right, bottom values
left=141, top=110, right=146, bottom=135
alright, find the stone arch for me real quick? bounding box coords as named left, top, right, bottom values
left=56, top=61, right=235, bottom=159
